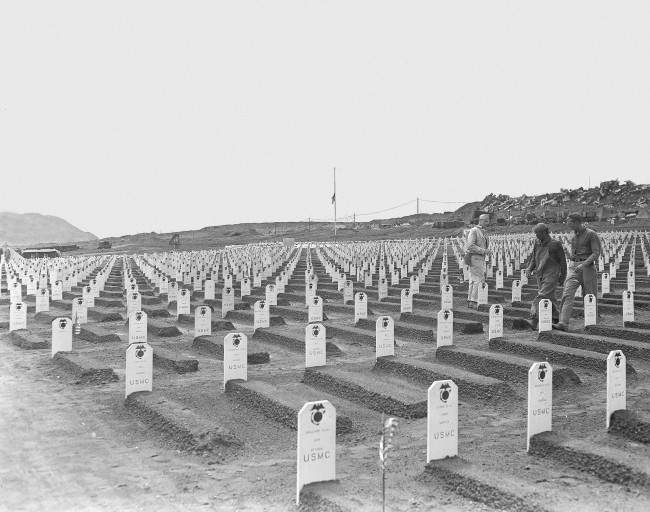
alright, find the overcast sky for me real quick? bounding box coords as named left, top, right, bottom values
left=1, top=1, right=649, bottom=238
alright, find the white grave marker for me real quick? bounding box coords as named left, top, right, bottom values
left=538, top=299, right=552, bottom=332
left=441, top=284, right=453, bottom=310
left=159, top=276, right=169, bottom=295
left=305, top=323, right=326, bottom=368
left=82, top=285, right=95, bottom=308
left=511, top=279, right=521, bottom=302
left=265, top=284, right=277, bottom=306
left=177, top=289, right=191, bottom=316
left=375, top=316, right=395, bottom=358
left=128, top=311, right=148, bottom=344
left=354, top=292, right=367, bottom=322
left=254, top=300, right=270, bottom=330
left=72, top=297, right=87, bottom=324
left=426, top=380, right=458, bottom=462
left=125, top=342, right=153, bottom=398
left=241, top=277, right=251, bottom=297
left=224, top=332, right=248, bottom=388
left=527, top=361, right=553, bottom=451
left=477, top=282, right=488, bottom=306
left=35, top=288, right=49, bottom=313
left=410, top=275, right=419, bottom=294
left=400, top=288, right=413, bottom=314
left=51, top=317, right=72, bottom=357
left=52, top=280, right=63, bottom=301
left=583, top=294, right=597, bottom=327
left=488, top=304, right=503, bottom=340
left=343, top=280, right=353, bottom=303
left=436, top=310, right=453, bottom=347
left=167, top=281, right=178, bottom=303
left=606, top=350, right=626, bottom=428
left=222, top=286, right=235, bottom=318
left=622, top=290, right=634, bottom=322
left=378, top=278, right=388, bottom=301
left=10, top=282, right=22, bottom=303
left=204, top=279, right=215, bottom=300
left=9, top=302, right=27, bottom=331
left=296, top=401, right=336, bottom=505
left=127, top=291, right=141, bottom=316
left=308, top=296, right=323, bottom=323
left=520, top=269, right=528, bottom=286
left=195, top=305, right=212, bottom=337
left=601, top=272, right=610, bottom=295
left=496, top=270, right=504, bottom=289
left=305, top=282, right=316, bottom=306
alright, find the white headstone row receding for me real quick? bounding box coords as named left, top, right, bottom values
left=296, top=347, right=630, bottom=503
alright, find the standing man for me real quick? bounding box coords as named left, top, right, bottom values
left=553, top=213, right=601, bottom=331
left=464, top=213, right=490, bottom=309
left=525, top=223, right=567, bottom=329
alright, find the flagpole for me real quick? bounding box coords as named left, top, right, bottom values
left=333, top=167, right=337, bottom=239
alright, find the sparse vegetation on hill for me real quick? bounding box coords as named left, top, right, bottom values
left=0, top=212, right=97, bottom=246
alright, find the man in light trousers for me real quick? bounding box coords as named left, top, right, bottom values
left=553, top=213, right=601, bottom=331
left=465, top=214, right=490, bottom=309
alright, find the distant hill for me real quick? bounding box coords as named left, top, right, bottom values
left=0, top=212, right=97, bottom=246
left=65, top=178, right=650, bottom=255
left=471, top=179, right=650, bottom=222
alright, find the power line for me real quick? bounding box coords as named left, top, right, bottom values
left=420, top=198, right=469, bottom=204
left=306, top=196, right=475, bottom=224
left=354, top=199, right=417, bottom=217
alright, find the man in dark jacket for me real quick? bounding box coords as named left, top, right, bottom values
left=525, top=223, right=567, bottom=329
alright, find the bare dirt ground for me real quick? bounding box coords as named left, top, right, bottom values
left=0, top=327, right=492, bottom=512
left=2, top=242, right=650, bottom=511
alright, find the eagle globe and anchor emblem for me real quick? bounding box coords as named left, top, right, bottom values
left=440, top=382, right=452, bottom=403
left=538, top=363, right=548, bottom=382
left=310, top=403, right=326, bottom=426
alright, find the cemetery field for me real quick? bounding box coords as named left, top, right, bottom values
left=2, top=233, right=650, bottom=511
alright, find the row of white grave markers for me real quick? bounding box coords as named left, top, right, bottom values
left=534, top=290, right=636, bottom=332
left=297, top=349, right=629, bottom=503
